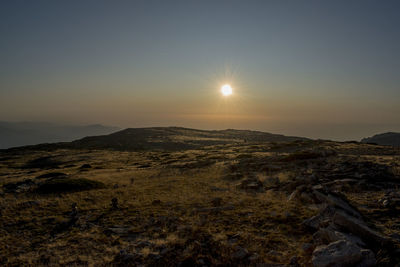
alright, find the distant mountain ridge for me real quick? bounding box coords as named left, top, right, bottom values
left=0, top=121, right=120, bottom=149
left=361, top=132, right=400, bottom=147
left=5, top=126, right=309, bottom=151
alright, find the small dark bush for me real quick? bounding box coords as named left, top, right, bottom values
left=35, top=178, right=105, bottom=194
left=236, top=153, right=252, bottom=159
left=3, top=179, right=35, bottom=193
left=344, top=141, right=359, bottom=144
left=23, top=156, right=61, bottom=169
left=35, top=172, right=67, bottom=179
left=79, top=164, right=92, bottom=169
left=280, top=151, right=322, bottom=162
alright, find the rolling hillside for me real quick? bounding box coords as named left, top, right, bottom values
left=5, top=127, right=309, bottom=151
left=361, top=132, right=400, bottom=147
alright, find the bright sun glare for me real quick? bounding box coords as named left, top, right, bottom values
left=221, top=84, right=233, bottom=96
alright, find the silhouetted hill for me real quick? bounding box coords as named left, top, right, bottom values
left=361, top=132, right=400, bottom=147
left=0, top=122, right=120, bottom=149
left=6, top=127, right=309, bottom=151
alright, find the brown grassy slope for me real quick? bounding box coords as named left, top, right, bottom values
left=0, top=141, right=399, bottom=266
left=3, top=126, right=309, bottom=152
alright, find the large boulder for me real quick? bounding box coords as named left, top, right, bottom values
left=333, top=211, right=391, bottom=247
left=312, top=240, right=375, bottom=267
left=302, top=205, right=336, bottom=230
left=313, top=225, right=365, bottom=247
left=312, top=190, right=362, bottom=219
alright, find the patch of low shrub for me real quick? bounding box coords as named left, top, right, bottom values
left=35, top=178, right=105, bottom=194
left=23, top=156, right=62, bottom=169
left=3, top=179, right=35, bottom=193
left=79, top=164, right=92, bottom=169
left=35, top=172, right=67, bottom=179
left=280, top=151, right=322, bottom=162
left=236, top=153, right=253, bottom=159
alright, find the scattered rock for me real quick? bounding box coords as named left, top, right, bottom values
left=211, top=197, right=223, bottom=207
left=303, top=186, right=393, bottom=266
left=152, top=199, right=162, bottom=205
left=281, top=150, right=323, bottom=162
left=358, top=249, right=377, bottom=267
left=312, top=240, right=374, bottom=267
left=264, top=176, right=280, bottom=188
left=107, top=226, right=130, bottom=235
left=210, top=186, right=229, bottom=192
left=198, top=214, right=208, bottom=226
left=301, top=243, right=313, bottom=253
left=136, top=240, right=152, bottom=248
left=177, top=225, right=193, bottom=236
left=288, top=185, right=313, bottom=202
left=231, top=246, right=249, bottom=260
left=111, top=198, right=119, bottom=209
left=147, top=253, right=161, bottom=262
left=289, top=256, right=299, bottom=266
left=70, top=202, right=78, bottom=219
left=389, top=233, right=400, bottom=242
left=287, top=190, right=300, bottom=202
left=313, top=225, right=365, bottom=247
left=3, top=179, right=35, bottom=193
left=197, top=258, right=206, bottom=265
left=302, top=205, right=335, bottom=230
left=266, top=250, right=282, bottom=258
left=333, top=211, right=391, bottom=247
left=18, top=200, right=41, bottom=208
left=179, top=256, right=196, bottom=266
left=248, top=253, right=260, bottom=262
left=312, top=189, right=362, bottom=219
left=237, top=177, right=264, bottom=192
left=106, top=226, right=142, bottom=241
left=52, top=203, right=79, bottom=234
left=113, top=250, right=142, bottom=266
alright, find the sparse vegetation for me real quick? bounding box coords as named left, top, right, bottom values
left=280, top=150, right=323, bottom=162
left=35, top=178, right=105, bottom=194
left=0, top=138, right=399, bottom=266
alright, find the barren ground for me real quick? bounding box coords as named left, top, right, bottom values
left=1, top=140, right=399, bottom=266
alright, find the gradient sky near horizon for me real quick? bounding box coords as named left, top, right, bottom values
left=1, top=0, right=400, bottom=140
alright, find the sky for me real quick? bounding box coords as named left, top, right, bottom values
left=1, top=0, right=400, bottom=141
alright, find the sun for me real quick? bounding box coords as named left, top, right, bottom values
left=221, top=84, right=233, bottom=96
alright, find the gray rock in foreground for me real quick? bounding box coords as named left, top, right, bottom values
left=312, top=240, right=375, bottom=267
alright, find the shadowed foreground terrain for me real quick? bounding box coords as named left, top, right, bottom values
left=1, top=129, right=400, bottom=266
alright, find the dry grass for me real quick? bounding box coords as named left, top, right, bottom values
left=0, top=141, right=399, bottom=266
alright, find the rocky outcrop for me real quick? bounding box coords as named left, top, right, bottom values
left=332, top=211, right=390, bottom=248
left=297, top=187, right=394, bottom=267
left=312, top=240, right=375, bottom=267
